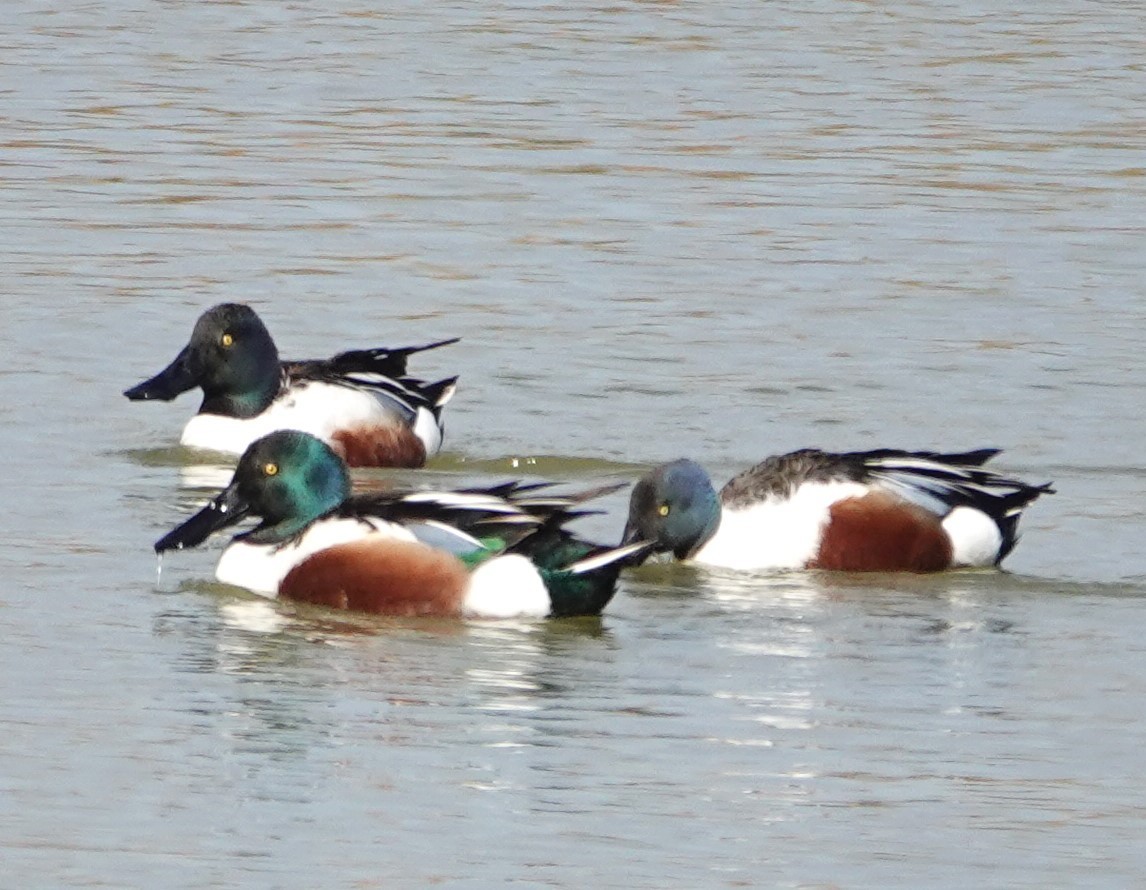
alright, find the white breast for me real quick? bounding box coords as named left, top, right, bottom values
left=181, top=382, right=404, bottom=455
left=216, top=517, right=415, bottom=595
left=693, top=480, right=869, bottom=571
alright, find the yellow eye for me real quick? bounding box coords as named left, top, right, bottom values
left=658, top=504, right=671, bottom=517
left=221, top=332, right=234, bottom=348
left=264, top=462, right=278, bottom=477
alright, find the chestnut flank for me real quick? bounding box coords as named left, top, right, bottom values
left=809, top=492, right=953, bottom=572
left=330, top=425, right=427, bottom=469
left=281, top=538, right=470, bottom=616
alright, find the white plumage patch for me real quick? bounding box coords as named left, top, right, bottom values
left=693, top=480, right=869, bottom=571
left=181, top=382, right=419, bottom=455
left=182, top=412, right=270, bottom=456
left=461, top=555, right=551, bottom=619
left=401, top=491, right=532, bottom=515
left=215, top=517, right=415, bottom=595
left=413, top=406, right=444, bottom=456
left=412, top=379, right=454, bottom=456
left=567, top=541, right=651, bottom=575
left=867, top=457, right=1015, bottom=515
left=941, top=506, right=1003, bottom=567
left=865, top=456, right=975, bottom=474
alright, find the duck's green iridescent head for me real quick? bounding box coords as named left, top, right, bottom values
left=155, top=430, right=351, bottom=552
left=622, top=459, right=721, bottom=559
left=125, top=303, right=281, bottom=418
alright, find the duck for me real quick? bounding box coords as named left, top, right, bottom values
left=154, top=430, right=654, bottom=618
left=622, top=448, right=1053, bottom=573
left=124, top=303, right=458, bottom=468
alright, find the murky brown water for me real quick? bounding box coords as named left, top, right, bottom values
left=4, top=1, right=1146, bottom=886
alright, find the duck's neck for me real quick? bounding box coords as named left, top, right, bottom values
left=241, top=451, right=350, bottom=546
left=681, top=506, right=722, bottom=559
left=200, top=370, right=281, bottom=419
left=529, top=533, right=646, bottom=617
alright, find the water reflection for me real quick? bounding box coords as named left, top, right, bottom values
left=8, top=0, right=1146, bottom=883
left=112, top=499, right=1146, bottom=885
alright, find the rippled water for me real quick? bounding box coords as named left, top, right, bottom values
left=3, top=1, right=1146, bottom=886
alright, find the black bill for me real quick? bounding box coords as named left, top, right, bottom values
left=154, top=483, right=250, bottom=553
left=124, top=345, right=198, bottom=402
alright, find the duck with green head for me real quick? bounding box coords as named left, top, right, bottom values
left=125, top=303, right=458, bottom=468
left=155, top=430, right=654, bottom=618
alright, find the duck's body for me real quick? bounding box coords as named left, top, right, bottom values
left=156, top=431, right=652, bottom=619
left=177, top=370, right=454, bottom=467
left=624, top=449, right=1053, bottom=573
left=125, top=304, right=457, bottom=468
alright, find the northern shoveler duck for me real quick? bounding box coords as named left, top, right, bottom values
left=622, top=448, right=1053, bottom=573
left=124, top=303, right=458, bottom=468
left=154, top=430, right=654, bottom=618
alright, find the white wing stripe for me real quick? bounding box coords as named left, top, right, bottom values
left=568, top=542, right=651, bottom=575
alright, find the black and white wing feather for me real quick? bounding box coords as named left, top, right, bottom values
left=285, top=338, right=459, bottom=422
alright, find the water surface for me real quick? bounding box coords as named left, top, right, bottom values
left=3, top=1, right=1146, bottom=886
